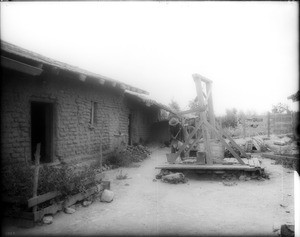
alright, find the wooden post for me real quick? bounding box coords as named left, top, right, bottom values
left=205, top=81, right=216, bottom=138
left=33, top=143, right=41, bottom=213
left=193, top=74, right=213, bottom=165
left=242, top=114, right=246, bottom=139
left=267, top=112, right=270, bottom=138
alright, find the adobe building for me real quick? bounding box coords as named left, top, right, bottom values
left=1, top=41, right=173, bottom=166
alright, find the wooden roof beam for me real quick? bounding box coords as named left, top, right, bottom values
left=1, top=56, right=43, bottom=76
left=192, top=73, right=212, bottom=84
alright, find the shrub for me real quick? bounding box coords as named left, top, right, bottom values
left=2, top=163, right=98, bottom=201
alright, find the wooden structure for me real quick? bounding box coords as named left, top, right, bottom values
left=160, top=74, right=262, bottom=172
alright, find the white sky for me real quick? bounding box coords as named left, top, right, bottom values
left=1, top=2, right=298, bottom=115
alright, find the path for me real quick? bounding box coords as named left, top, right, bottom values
left=3, top=147, right=295, bottom=236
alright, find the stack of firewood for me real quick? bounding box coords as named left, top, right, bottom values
left=124, top=145, right=151, bottom=162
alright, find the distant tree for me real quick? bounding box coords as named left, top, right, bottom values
left=237, top=110, right=245, bottom=124
left=271, top=103, right=290, bottom=114
left=168, top=99, right=181, bottom=112
left=220, top=108, right=238, bottom=128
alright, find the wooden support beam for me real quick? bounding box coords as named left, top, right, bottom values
left=79, top=74, right=87, bottom=82
left=193, top=75, right=213, bottom=165
left=28, top=191, right=61, bottom=208
left=32, top=143, right=41, bottom=213
left=205, top=82, right=216, bottom=139
left=216, top=124, right=248, bottom=158
left=184, top=134, right=203, bottom=156
left=177, top=105, right=207, bottom=115
left=203, top=120, right=245, bottom=165
left=1, top=56, right=43, bottom=76
left=174, top=121, right=204, bottom=160
left=192, top=73, right=212, bottom=84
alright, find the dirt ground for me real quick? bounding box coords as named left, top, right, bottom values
left=2, top=147, right=295, bottom=236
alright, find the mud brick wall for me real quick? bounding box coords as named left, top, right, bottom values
left=1, top=69, right=158, bottom=165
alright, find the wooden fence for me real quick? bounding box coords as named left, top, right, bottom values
left=231, top=112, right=298, bottom=138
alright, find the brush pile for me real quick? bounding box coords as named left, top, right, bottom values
left=124, top=145, right=151, bottom=162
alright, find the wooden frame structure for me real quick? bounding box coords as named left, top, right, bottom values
left=166, top=74, right=249, bottom=166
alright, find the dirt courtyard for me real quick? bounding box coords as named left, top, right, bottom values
left=3, top=147, right=295, bottom=236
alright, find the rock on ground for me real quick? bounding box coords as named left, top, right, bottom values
left=64, top=207, right=76, bottom=214
left=161, top=172, right=186, bottom=184
left=100, top=189, right=114, bottom=203
left=42, top=215, right=53, bottom=224
left=83, top=200, right=92, bottom=207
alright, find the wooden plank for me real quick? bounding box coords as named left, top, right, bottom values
left=34, top=202, right=63, bottom=222
left=261, top=153, right=298, bottom=160
left=28, top=191, right=61, bottom=208
left=203, top=120, right=245, bottom=165
left=193, top=75, right=213, bottom=165
left=63, top=186, right=98, bottom=208
left=1, top=56, right=43, bottom=76
left=173, top=121, right=204, bottom=160
left=32, top=143, right=41, bottom=213
left=155, top=164, right=258, bottom=171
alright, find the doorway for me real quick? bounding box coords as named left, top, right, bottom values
left=31, top=101, right=53, bottom=163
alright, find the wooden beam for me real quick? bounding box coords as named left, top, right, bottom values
left=193, top=75, right=213, bottom=164
left=155, top=164, right=258, bottom=171
left=173, top=121, right=204, bottom=160
left=28, top=191, right=61, bottom=208
left=192, top=73, right=212, bottom=84
left=1, top=56, right=43, bottom=76
left=203, top=120, right=245, bottom=165
left=177, top=105, right=207, bottom=115
left=205, top=82, right=216, bottom=139
left=261, top=153, right=298, bottom=160
left=79, top=74, right=87, bottom=82
left=32, top=143, right=41, bottom=213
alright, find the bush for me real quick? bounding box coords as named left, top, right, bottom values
left=2, top=163, right=98, bottom=201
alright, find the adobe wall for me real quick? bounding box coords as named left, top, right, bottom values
left=1, top=69, right=158, bottom=165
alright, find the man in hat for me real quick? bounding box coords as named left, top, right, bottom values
left=169, top=116, right=184, bottom=156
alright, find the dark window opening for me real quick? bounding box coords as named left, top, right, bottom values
left=31, top=102, right=53, bottom=163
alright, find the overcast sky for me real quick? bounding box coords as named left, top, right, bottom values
left=1, top=2, right=298, bottom=115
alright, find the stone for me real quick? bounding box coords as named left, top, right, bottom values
left=42, top=215, right=53, bottom=224
left=162, top=173, right=185, bottom=184
left=245, top=177, right=251, bottom=181
left=100, top=189, right=114, bottom=203
left=83, top=200, right=92, bottom=207
left=239, top=175, right=246, bottom=181
left=64, top=207, right=76, bottom=214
